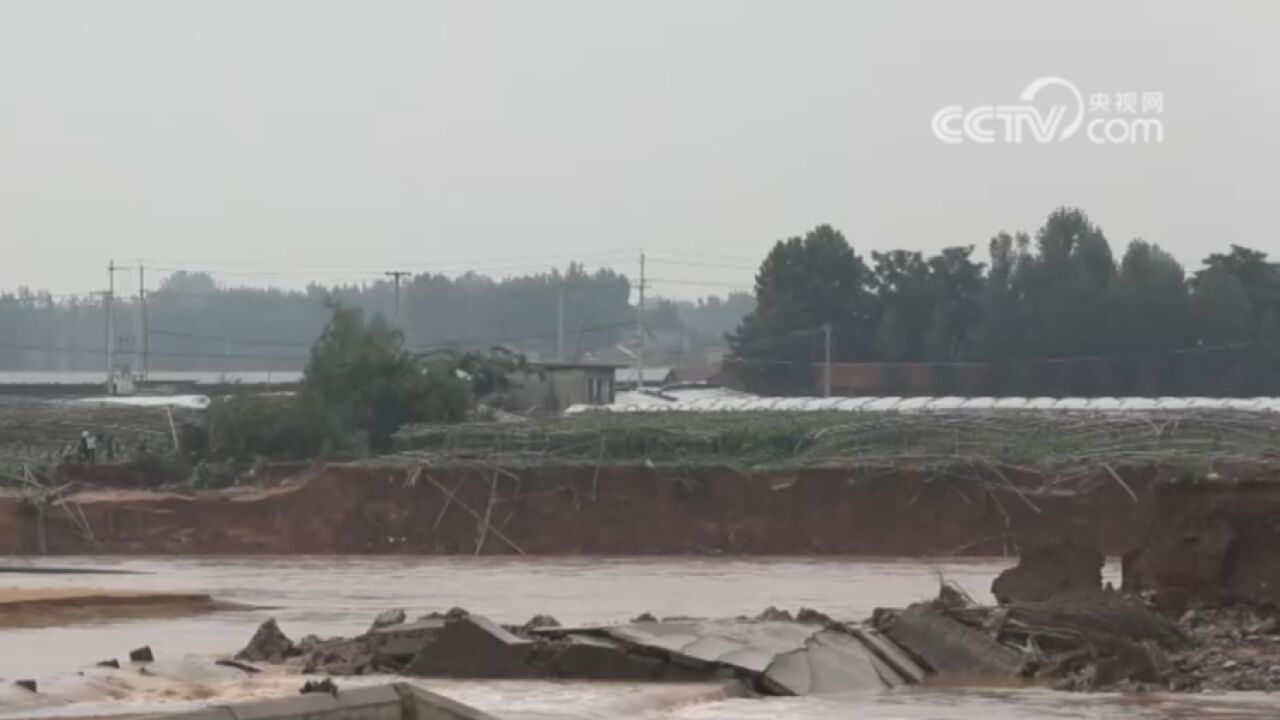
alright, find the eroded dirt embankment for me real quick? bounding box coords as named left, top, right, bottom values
left=1125, top=474, right=1280, bottom=608
left=0, top=463, right=1156, bottom=555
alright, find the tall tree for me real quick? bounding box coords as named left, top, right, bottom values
left=970, top=231, right=1033, bottom=361
left=871, top=250, right=933, bottom=361
left=924, top=246, right=985, bottom=361
left=729, top=225, right=875, bottom=393
left=1111, top=240, right=1191, bottom=354
left=305, top=305, right=469, bottom=451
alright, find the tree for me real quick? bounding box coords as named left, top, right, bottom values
left=1025, top=207, right=1117, bottom=358
left=1190, top=269, right=1251, bottom=346
left=728, top=225, right=876, bottom=393
left=924, top=246, right=985, bottom=361
left=970, top=232, right=1034, bottom=361
left=423, top=346, right=532, bottom=408
left=1194, top=245, right=1280, bottom=336
left=1111, top=240, right=1191, bottom=354
left=304, top=305, right=470, bottom=451
left=870, top=250, right=932, bottom=361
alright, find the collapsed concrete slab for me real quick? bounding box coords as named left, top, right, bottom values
left=550, top=634, right=669, bottom=681
left=846, top=626, right=928, bottom=684
left=600, top=619, right=820, bottom=675
left=240, top=609, right=923, bottom=696
left=877, top=605, right=1024, bottom=679
left=563, top=618, right=911, bottom=694
left=404, top=616, right=535, bottom=678
left=761, top=629, right=897, bottom=695
left=369, top=619, right=446, bottom=664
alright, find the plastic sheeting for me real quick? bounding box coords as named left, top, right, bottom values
left=568, top=391, right=1280, bottom=415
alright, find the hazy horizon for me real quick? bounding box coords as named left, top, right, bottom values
left=3, top=1, right=1278, bottom=300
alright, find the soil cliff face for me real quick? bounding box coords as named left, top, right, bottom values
left=1124, top=473, right=1280, bottom=608
left=0, top=463, right=1153, bottom=556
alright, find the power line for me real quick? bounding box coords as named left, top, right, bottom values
left=147, top=327, right=316, bottom=348
left=645, top=257, right=758, bottom=271
left=141, top=319, right=635, bottom=356
left=139, top=249, right=634, bottom=269
left=0, top=339, right=308, bottom=361
left=648, top=277, right=754, bottom=290
left=411, top=321, right=633, bottom=353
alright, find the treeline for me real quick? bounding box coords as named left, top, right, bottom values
left=0, top=263, right=747, bottom=372
left=730, top=208, right=1280, bottom=394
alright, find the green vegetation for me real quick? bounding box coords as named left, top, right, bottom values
left=207, top=306, right=475, bottom=459
left=395, top=409, right=1279, bottom=475
left=3, top=205, right=1279, bottom=397
left=728, top=208, right=1280, bottom=394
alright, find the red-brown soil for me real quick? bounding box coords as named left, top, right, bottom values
left=1124, top=470, right=1280, bottom=608
left=0, top=462, right=1157, bottom=556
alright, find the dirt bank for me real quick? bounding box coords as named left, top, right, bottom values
left=0, top=462, right=1156, bottom=556
left=1124, top=470, right=1280, bottom=609
left=0, top=588, right=218, bottom=627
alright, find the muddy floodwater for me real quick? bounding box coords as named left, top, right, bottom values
left=0, top=556, right=1273, bottom=719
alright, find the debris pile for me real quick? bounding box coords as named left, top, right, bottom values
left=1163, top=606, right=1280, bottom=691
left=233, top=606, right=917, bottom=696
left=229, top=546, right=1280, bottom=697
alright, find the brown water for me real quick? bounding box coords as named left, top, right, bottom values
left=0, top=556, right=1271, bottom=719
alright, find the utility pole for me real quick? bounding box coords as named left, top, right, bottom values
left=556, top=283, right=566, bottom=361
left=822, top=323, right=833, bottom=398
left=385, top=271, right=410, bottom=331
left=105, top=261, right=117, bottom=395
left=138, top=264, right=148, bottom=381
left=635, top=252, right=646, bottom=389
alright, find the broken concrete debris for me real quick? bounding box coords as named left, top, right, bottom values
left=521, top=613, right=561, bottom=631
left=228, top=570, right=1280, bottom=698
left=405, top=616, right=536, bottom=678
left=236, top=618, right=298, bottom=663
left=129, top=646, right=155, bottom=663
left=549, top=634, right=672, bottom=681
left=846, top=626, right=928, bottom=684
left=761, top=629, right=898, bottom=695
left=234, top=608, right=920, bottom=696
left=370, top=608, right=407, bottom=630
left=877, top=604, right=1025, bottom=678
left=755, top=606, right=793, bottom=622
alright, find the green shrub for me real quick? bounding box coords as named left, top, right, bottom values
left=208, top=393, right=353, bottom=460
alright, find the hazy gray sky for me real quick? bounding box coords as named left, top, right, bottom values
left=1, top=1, right=1277, bottom=299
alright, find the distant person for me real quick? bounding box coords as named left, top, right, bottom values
left=77, top=431, right=89, bottom=462
left=84, top=431, right=97, bottom=464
